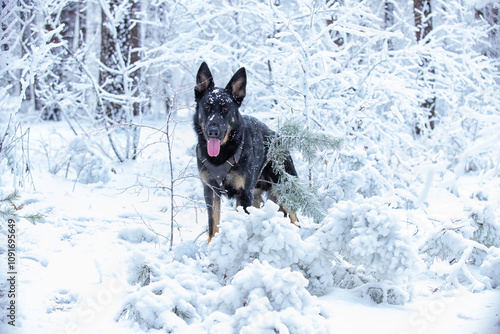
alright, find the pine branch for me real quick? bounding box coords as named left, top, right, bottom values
left=267, top=119, right=343, bottom=223
left=24, top=213, right=45, bottom=225
left=1, top=190, right=45, bottom=224
left=1, top=190, right=20, bottom=205
left=0, top=207, right=17, bottom=218
left=273, top=173, right=326, bottom=223
left=268, top=119, right=343, bottom=165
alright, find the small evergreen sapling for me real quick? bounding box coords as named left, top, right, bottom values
left=267, top=119, right=342, bottom=222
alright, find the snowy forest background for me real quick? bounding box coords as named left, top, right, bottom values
left=1, top=0, right=500, bottom=333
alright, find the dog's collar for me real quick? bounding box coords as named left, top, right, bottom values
left=197, top=141, right=244, bottom=185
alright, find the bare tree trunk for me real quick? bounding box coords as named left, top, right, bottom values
left=129, top=1, right=140, bottom=116
left=100, top=0, right=122, bottom=120
left=384, top=1, right=395, bottom=50
left=99, top=0, right=140, bottom=120
left=414, top=0, right=435, bottom=134
left=414, top=0, right=433, bottom=43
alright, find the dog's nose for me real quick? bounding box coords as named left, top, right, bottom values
left=207, top=125, right=220, bottom=138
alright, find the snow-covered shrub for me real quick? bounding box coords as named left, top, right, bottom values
left=0, top=118, right=33, bottom=187
left=318, top=146, right=394, bottom=208
left=421, top=223, right=473, bottom=265
left=359, top=283, right=409, bottom=305
left=207, top=201, right=334, bottom=295
left=330, top=257, right=375, bottom=290
left=120, top=259, right=217, bottom=332
left=46, top=135, right=110, bottom=184
left=421, top=220, right=490, bottom=291
left=467, top=204, right=499, bottom=248
left=67, top=137, right=110, bottom=184
left=120, top=226, right=331, bottom=332
left=357, top=147, right=393, bottom=198
left=205, top=260, right=329, bottom=334
left=118, top=227, right=157, bottom=244
left=318, top=170, right=365, bottom=206
left=315, top=196, right=421, bottom=303
left=208, top=202, right=306, bottom=278
left=317, top=196, right=420, bottom=283
left=329, top=250, right=410, bottom=305
left=207, top=197, right=422, bottom=302
left=120, top=277, right=200, bottom=332
left=421, top=203, right=499, bottom=291
left=480, top=247, right=500, bottom=289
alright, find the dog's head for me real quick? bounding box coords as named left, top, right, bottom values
left=194, top=62, right=246, bottom=157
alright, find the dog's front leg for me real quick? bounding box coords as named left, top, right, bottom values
left=237, top=190, right=254, bottom=214
left=204, top=185, right=221, bottom=243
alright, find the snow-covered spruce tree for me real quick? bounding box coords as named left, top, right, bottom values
left=118, top=259, right=206, bottom=332
left=267, top=118, right=343, bottom=222
left=207, top=200, right=337, bottom=295
left=314, top=196, right=423, bottom=304
left=208, top=202, right=315, bottom=283
left=207, top=260, right=329, bottom=333
left=206, top=195, right=421, bottom=303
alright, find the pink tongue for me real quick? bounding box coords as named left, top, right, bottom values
left=207, top=138, right=221, bottom=157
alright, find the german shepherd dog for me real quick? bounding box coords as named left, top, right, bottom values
left=194, top=62, right=298, bottom=242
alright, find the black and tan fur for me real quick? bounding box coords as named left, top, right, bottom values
left=193, top=62, right=298, bottom=242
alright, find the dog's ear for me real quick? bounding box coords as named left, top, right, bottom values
left=225, top=67, right=246, bottom=105
left=195, top=62, right=214, bottom=101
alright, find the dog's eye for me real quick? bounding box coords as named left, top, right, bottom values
left=204, top=104, right=210, bottom=111
left=222, top=106, right=228, bottom=113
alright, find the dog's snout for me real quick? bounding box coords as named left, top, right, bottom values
left=207, top=125, right=220, bottom=138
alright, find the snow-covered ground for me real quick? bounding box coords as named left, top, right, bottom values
left=1, top=110, right=499, bottom=334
